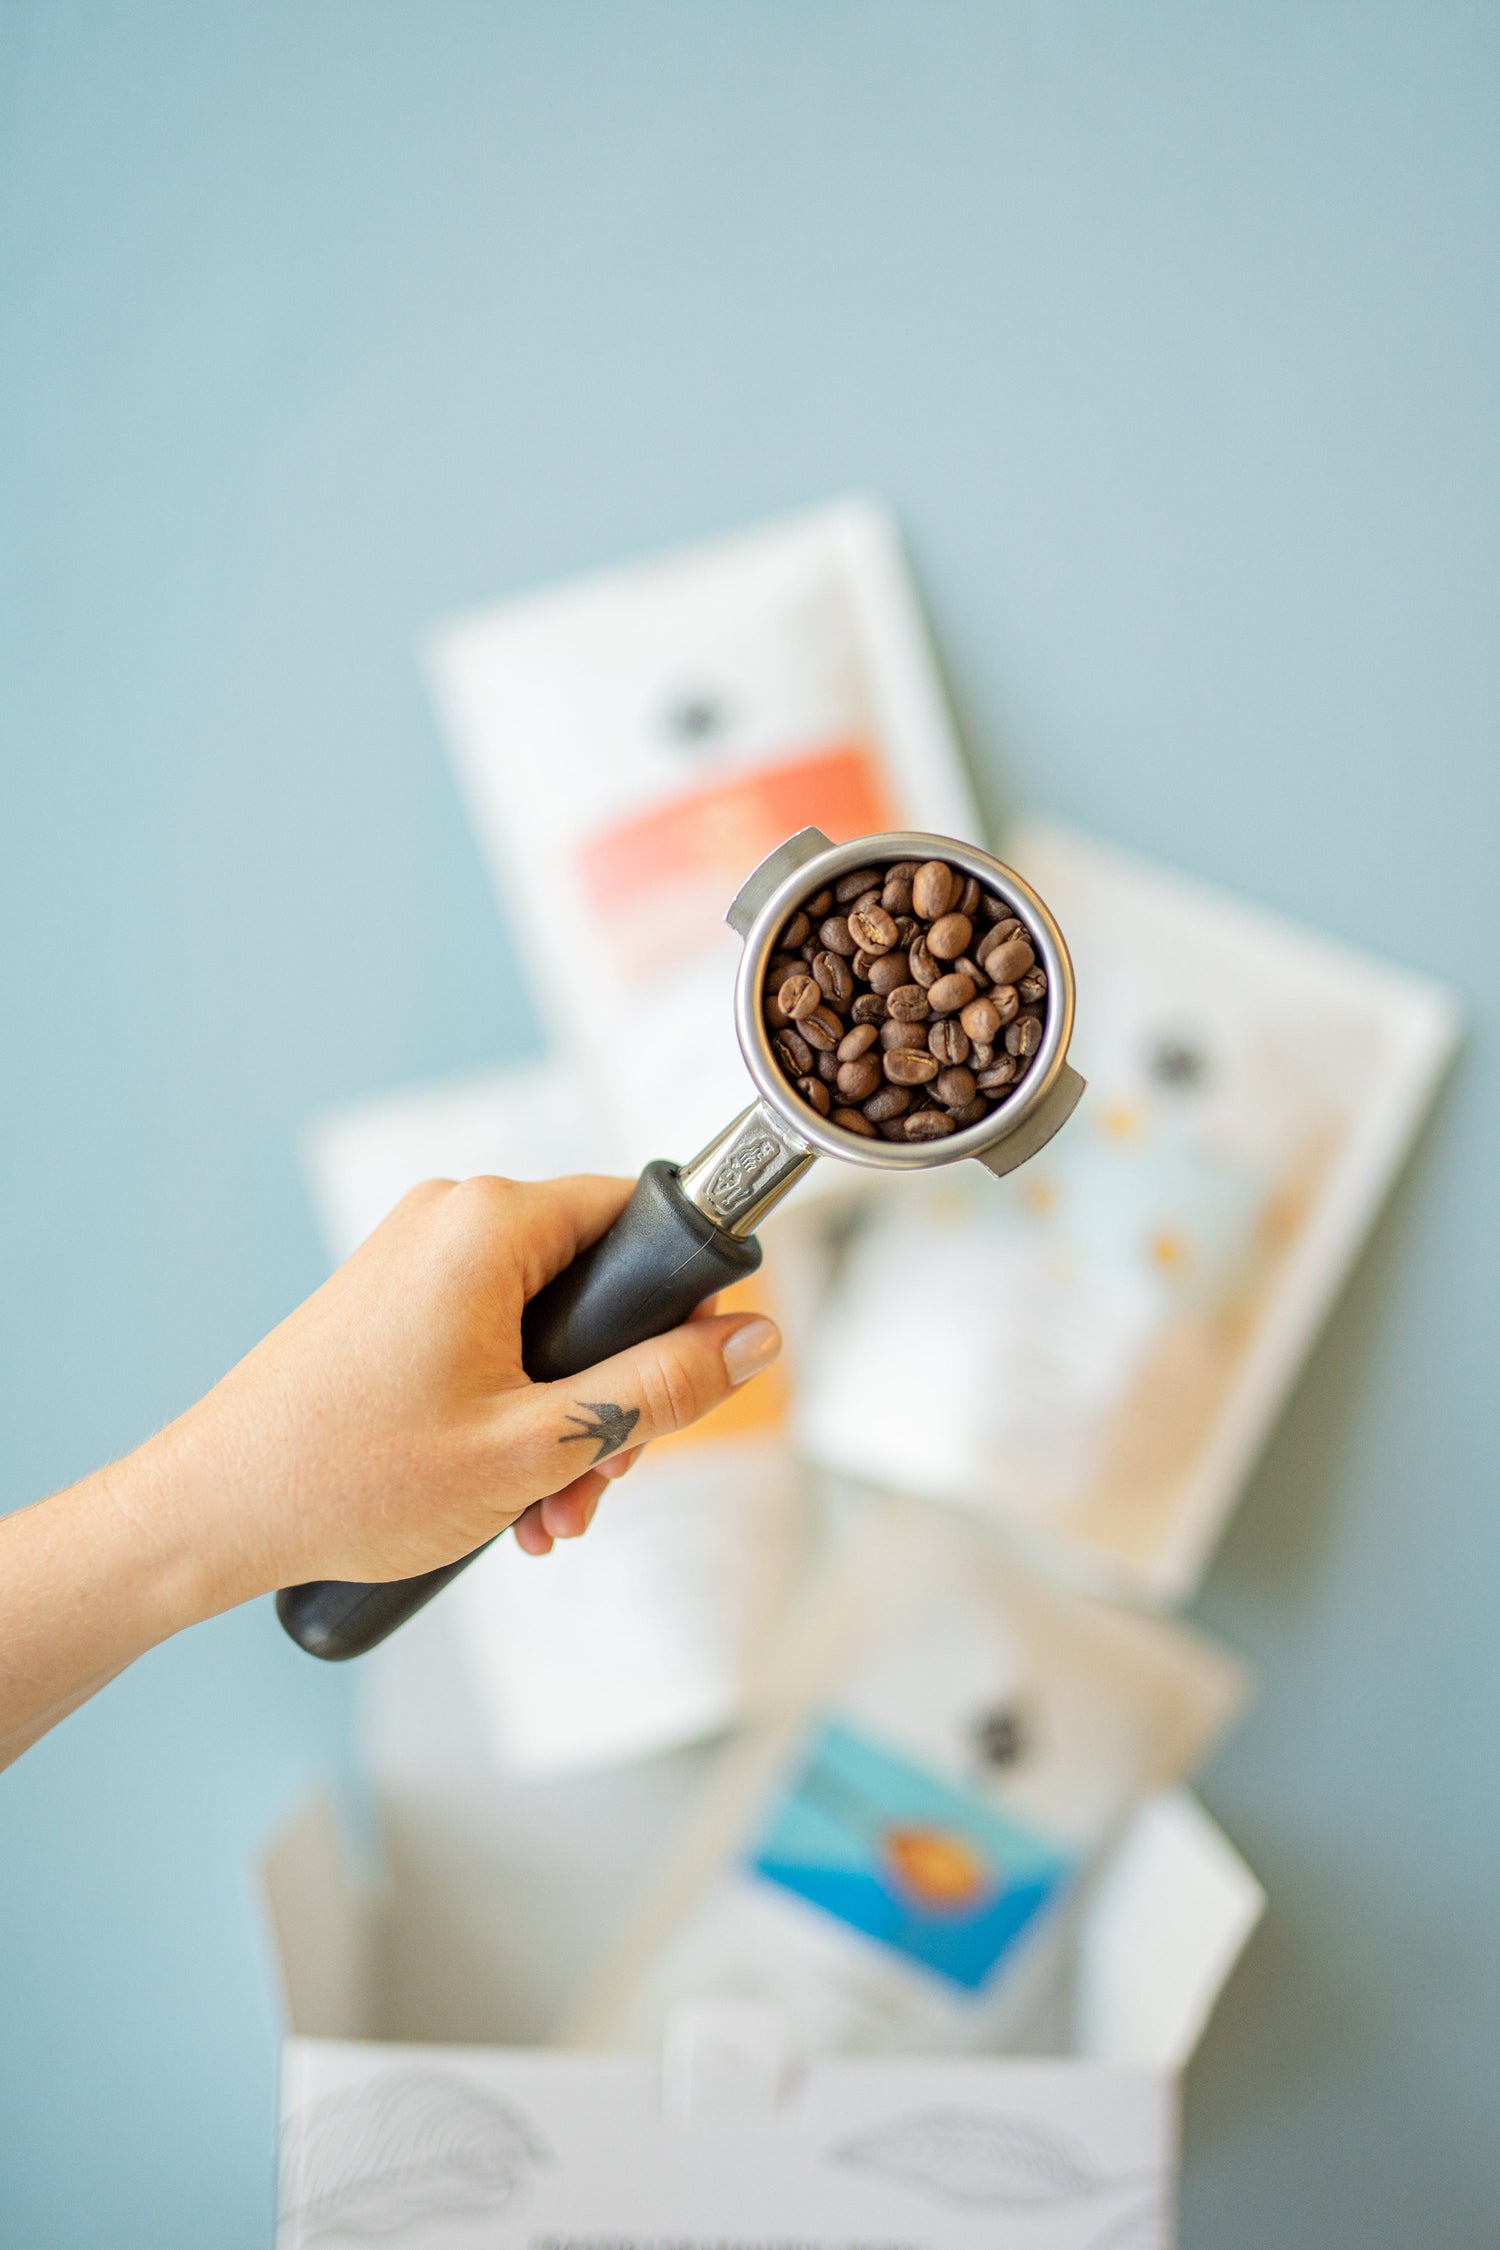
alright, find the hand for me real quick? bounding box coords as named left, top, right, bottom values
left=0, top=1173, right=781, bottom=1767
left=170, top=1171, right=782, bottom=1598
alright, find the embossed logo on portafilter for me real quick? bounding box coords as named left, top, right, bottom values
left=706, top=1134, right=780, bottom=1218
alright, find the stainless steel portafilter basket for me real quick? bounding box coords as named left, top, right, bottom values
left=683, top=824, right=1083, bottom=1228
left=278, top=827, right=1084, bottom=1661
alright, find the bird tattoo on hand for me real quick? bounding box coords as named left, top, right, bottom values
left=558, top=1400, right=641, bottom=1466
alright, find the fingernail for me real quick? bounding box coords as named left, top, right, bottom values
left=722, top=1316, right=781, bottom=1386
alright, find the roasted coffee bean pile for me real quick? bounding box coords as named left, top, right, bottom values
left=762, top=857, right=1049, bottom=1143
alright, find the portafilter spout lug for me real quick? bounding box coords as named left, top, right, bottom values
left=972, top=1060, right=1087, bottom=1180
left=725, top=827, right=835, bottom=939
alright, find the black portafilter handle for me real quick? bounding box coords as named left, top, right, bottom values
left=274, top=1161, right=763, bottom=1661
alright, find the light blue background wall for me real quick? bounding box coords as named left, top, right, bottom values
left=2, top=4, right=1497, bottom=2242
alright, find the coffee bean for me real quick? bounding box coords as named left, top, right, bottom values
left=804, top=888, right=833, bottom=919
left=881, top=872, right=914, bottom=916
left=837, top=1054, right=882, bottom=1101
left=1017, top=966, right=1048, bottom=1004
left=863, top=1084, right=911, bottom=1122
left=990, top=983, right=1020, bottom=1025
left=982, top=935, right=1034, bottom=986
left=1006, top=1012, right=1043, bottom=1058
left=884, top=1047, right=939, bottom=1086
left=800, top=1006, right=844, bottom=1052
left=818, top=916, right=858, bottom=958
left=913, top=860, right=958, bottom=919
left=868, top=950, right=910, bottom=995
left=851, top=948, right=879, bottom=980
left=879, top=1117, right=910, bottom=1140
left=764, top=994, right=791, bottom=1030
left=936, top=1065, right=977, bottom=1109
left=905, top=1108, right=956, bottom=1140
left=893, top=915, right=920, bottom=947
left=778, top=973, right=822, bottom=1020
left=881, top=1016, right=931, bottom=1050
left=953, top=955, right=987, bottom=989
left=837, top=1022, right=877, bottom=1063
left=885, top=859, right=919, bottom=882
left=847, top=901, right=898, bottom=954
left=927, top=971, right=977, bottom=1015
left=796, top=1074, right=831, bottom=1116
left=980, top=894, right=1012, bottom=924
left=976, top=1055, right=1019, bottom=1092
left=780, top=911, right=810, bottom=950
left=765, top=953, right=801, bottom=990
left=851, top=991, right=887, bottom=1025
left=928, top=1019, right=970, bottom=1065
left=812, top=951, right=855, bottom=1006
left=831, top=1105, right=877, bottom=1137
left=927, top=911, right=973, bottom=961
left=908, top=936, right=940, bottom=987
left=886, top=982, right=930, bottom=1021
left=956, top=875, right=981, bottom=918
left=950, top=1095, right=990, bottom=1127
left=775, top=1027, right=814, bottom=1075
left=975, top=938, right=1016, bottom=982
left=961, top=997, right=1001, bottom=1043
left=983, top=915, right=1023, bottom=947
left=800, top=937, right=819, bottom=959
left=835, top=867, right=882, bottom=904
left=968, top=1039, right=994, bottom=1069
left=817, top=1048, right=839, bottom=1081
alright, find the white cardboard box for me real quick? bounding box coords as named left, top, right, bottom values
left=277, top=2023, right=1183, bottom=2248
left=276, top=2025, right=1174, bottom=2247
left=263, top=1775, right=1261, bottom=2248
left=262, top=1507, right=1258, bottom=2244
left=262, top=1520, right=1259, bottom=2243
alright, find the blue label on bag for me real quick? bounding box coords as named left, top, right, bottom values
left=748, top=1719, right=1072, bottom=1992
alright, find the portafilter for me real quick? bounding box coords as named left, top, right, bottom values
left=277, top=826, right=1085, bottom=1660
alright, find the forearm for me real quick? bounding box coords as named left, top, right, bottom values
left=0, top=1434, right=226, bottom=1771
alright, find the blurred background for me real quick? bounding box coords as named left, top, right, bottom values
left=2, top=3, right=1498, bottom=2243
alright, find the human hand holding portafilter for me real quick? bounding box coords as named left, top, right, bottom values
left=277, top=827, right=1084, bottom=1662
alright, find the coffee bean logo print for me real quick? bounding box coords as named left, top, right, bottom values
left=831, top=2105, right=1158, bottom=2217
left=973, top=1704, right=1029, bottom=1768
left=661, top=689, right=730, bottom=745
left=1150, top=1035, right=1209, bottom=1090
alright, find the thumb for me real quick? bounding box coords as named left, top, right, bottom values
left=506, top=1311, right=782, bottom=1491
